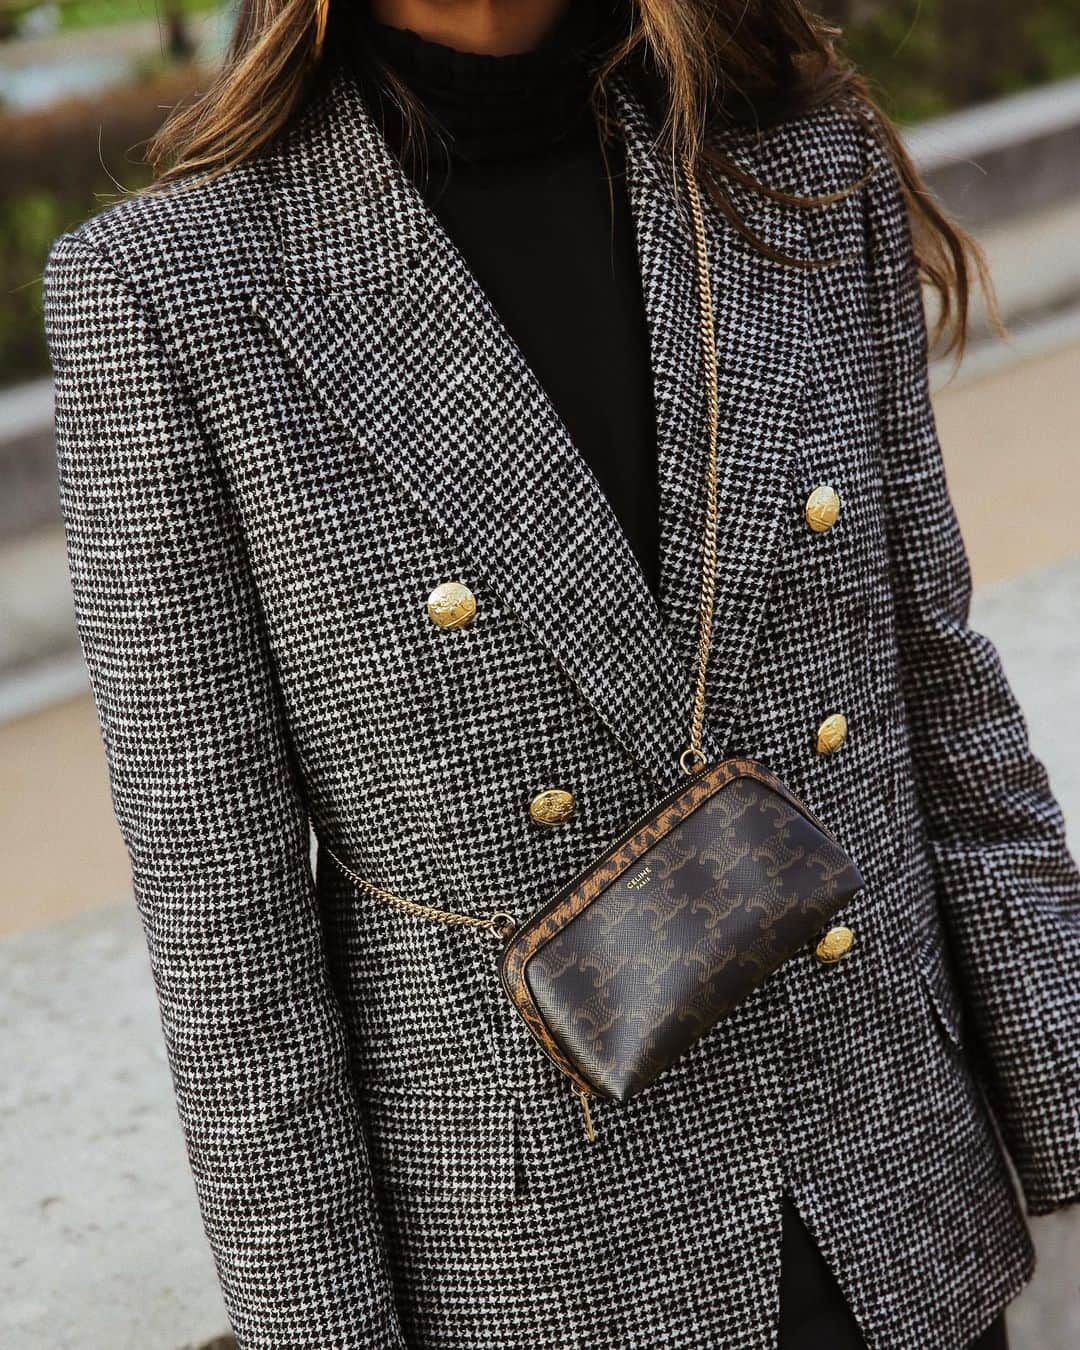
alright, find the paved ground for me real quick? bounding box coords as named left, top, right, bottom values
left=2, top=905, right=230, bottom=1349
left=933, top=339, right=1080, bottom=587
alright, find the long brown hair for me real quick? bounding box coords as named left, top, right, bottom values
left=148, top=0, right=995, bottom=358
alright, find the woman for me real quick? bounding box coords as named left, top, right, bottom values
left=43, top=0, right=1079, bottom=1347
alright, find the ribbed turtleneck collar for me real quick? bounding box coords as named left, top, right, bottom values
left=338, top=3, right=621, bottom=165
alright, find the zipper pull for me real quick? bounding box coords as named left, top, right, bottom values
left=573, top=1083, right=596, bottom=1142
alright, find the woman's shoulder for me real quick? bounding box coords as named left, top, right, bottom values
left=46, top=147, right=278, bottom=315
left=717, top=94, right=877, bottom=200
left=713, top=93, right=911, bottom=278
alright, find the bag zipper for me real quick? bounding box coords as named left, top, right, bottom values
left=498, top=756, right=839, bottom=959
left=574, top=1083, right=596, bottom=1142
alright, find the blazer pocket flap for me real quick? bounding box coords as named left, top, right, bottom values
left=916, top=926, right=966, bottom=1051
left=361, top=1083, right=519, bottom=1204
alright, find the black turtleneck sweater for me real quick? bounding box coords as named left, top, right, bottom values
left=338, top=3, right=660, bottom=600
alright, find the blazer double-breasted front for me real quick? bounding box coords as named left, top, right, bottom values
left=43, top=62, right=1080, bottom=1350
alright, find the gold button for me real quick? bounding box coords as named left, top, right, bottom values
left=805, top=484, right=841, bottom=533
left=426, top=580, right=476, bottom=630
left=815, top=925, right=854, bottom=964
left=528, top=788, right=576, bottom=826
left=815, top=712, right=848, bottom=755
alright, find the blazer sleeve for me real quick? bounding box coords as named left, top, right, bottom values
left=43, top=232, right=407, bottom=1348
left=859, top=128, right=1080, bottom=1215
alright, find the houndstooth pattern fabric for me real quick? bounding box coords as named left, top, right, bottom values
left=43, top=62, right=1080, bottom=1350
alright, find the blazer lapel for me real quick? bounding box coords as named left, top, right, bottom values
left=252, top=66, right=718, bottom=791
left=252, top=64, right=809, bottom=789
left=612, top=79, right=812, bottom=753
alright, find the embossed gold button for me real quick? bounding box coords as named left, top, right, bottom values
left=805, top=484, right=841, bottom=533
left=528, top=788, right=576, bottom=826
left=426, top=580, right=477, bottom=630
left=815, top=712, right=848, bottom=755
left=815, top=925, right=854, bottom=964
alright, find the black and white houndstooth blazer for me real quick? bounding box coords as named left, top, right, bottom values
left=43, top=59, right=1080, bottom=1350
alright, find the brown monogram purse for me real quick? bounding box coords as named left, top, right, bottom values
left=497, top=757, right=863, bottom=1134
left=317, top=156, right=864, bottom=1140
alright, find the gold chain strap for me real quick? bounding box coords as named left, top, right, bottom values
left=320, top=837, right=519, bottom=939
left=319, top=154, right=718, bottom=932
left=678, top=151, right=721, bottom=778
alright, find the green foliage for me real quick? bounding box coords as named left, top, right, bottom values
left=0, top=191, right=66, bottom=382
left=55, top=0, right=218, bottom=34
left=0, top=0, right=217, bottom=34
left=819, top=0, right=1080, bottom=125
left=0, top=69, right=188, bottom=387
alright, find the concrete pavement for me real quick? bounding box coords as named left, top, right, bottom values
left=2, top=906, right=230, bottom=1349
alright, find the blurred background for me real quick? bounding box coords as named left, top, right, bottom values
left=1, top=2, right=1078, bottom=1346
